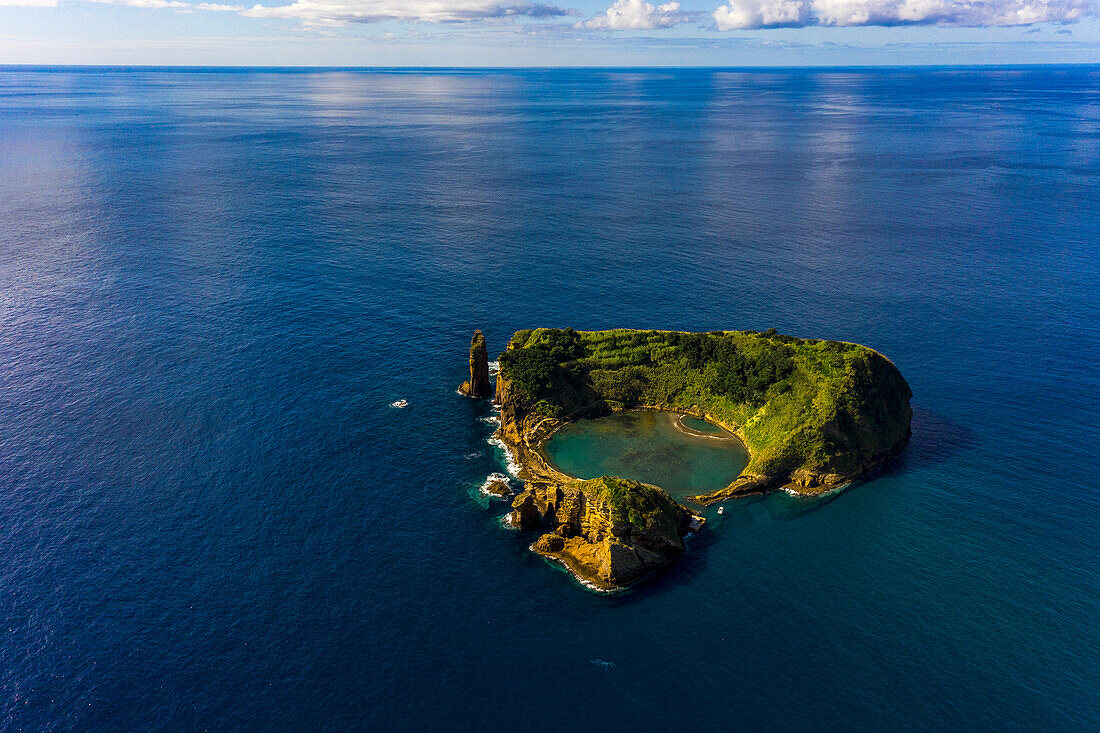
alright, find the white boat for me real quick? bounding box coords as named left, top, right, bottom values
left=390, top=399, right=408, bottom=408
left=717, top=506, right=725, bottom=515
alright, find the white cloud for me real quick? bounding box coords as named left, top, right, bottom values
left=581, top=0, right=689, bottom=29
left=240, top=0, right=568, bottom=24
left=82, top=0, right=239, bottom=8
left=8, top=0, right=1091, bottom=31
left=713, top=0, right=1096, bottom=28
left=713, top=0, right=806, bottom=27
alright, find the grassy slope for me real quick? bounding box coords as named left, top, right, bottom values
left=580, top=476, right=683, bottom=539
left=500, top=328, right=912, bottom=480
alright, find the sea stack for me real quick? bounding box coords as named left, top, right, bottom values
left=459, top=330, right=491, bottom=399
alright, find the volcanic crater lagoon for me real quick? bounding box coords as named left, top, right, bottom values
left=542, top=411, right=748, bottom=501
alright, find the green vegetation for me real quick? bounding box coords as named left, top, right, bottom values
left=581, top=476, right=682, bottom=539
left=498, top=328, right=581, bottom=393
left=498, top=328, right=912, bottom=479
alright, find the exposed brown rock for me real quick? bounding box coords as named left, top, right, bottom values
left=458, top=330, right=491, bottom=399
left=514, top=474, right=690, bottom=591
left=544, top=476, right=687, bottom=590
left=483, top=479, right=512, bottom=499
left=533, top=533, right=565, bottom=553
left=509, top=492, right=541, bottom=531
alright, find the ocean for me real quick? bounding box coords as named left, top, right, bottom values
left=0, top=66, right=1097, bottom=730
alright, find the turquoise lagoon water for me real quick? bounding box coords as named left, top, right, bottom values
left=543, top=411, right=748, bottom=500
left=1, top=67, right=1098, bottom=730
left=679, top=414, right=729, bottom=436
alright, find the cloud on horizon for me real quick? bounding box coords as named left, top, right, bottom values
left=240, top=0, right=569, bottom=24
left=2, top=0, right=1096, bottom=32
left=712, top=0, right=1096, bottom=30
left=0, top=0, right=567, bottom=20
left=581, top=0, right=691, bottom=29
left=87, top=0, right=238, bottom=8
left=1, top=0, right=239, bottom=9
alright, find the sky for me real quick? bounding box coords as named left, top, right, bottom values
left=0, top=0, right=1098, bottom=66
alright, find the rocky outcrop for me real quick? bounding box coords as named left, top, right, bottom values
left=483, top=478, right=513, bottom=499
left=510, top=492, right=541, bottom=530
left=458, top=330, right=491, bottom=399
left=524, top=477, right=692, bottom=591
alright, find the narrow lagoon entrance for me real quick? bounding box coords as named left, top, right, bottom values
left=542, top=411, right=748, bottom=502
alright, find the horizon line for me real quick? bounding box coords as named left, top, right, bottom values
left=3, top=62, right=1100, bottom=71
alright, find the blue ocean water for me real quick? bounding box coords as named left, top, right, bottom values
left=0, top=66, right=1098, bottom=730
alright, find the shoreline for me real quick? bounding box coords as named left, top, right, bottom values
left=532, top=545, right=631, bottom=595
left=525, top=406, right=751, bottom=488
left=532, top=408, right=750, bottom=502
left=671, top=412, right=741, bottom=442
left=498, top=398, right=880, bottom=507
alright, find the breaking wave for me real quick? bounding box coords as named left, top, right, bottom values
left=486, top=435, right=521, bottom=478
left=779, top=482, right=850, bottom=499
left=478, top=472, right=513, bottom=498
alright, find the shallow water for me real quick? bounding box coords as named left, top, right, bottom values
left=679, top=414, right=728, bottom=436
left=543, top=411, right=748, bottom=500
left=0, top=66, right=1098, bottom=730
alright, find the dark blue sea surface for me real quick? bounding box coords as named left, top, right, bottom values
left=1, top=66, right=1098, bottom=730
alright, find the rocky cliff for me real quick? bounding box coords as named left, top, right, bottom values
left=522, top=477, right=690, bottom=591
left=458, top=330, right=491, bottom=399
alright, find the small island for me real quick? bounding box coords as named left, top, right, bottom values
left=461, top=328, right=913, bottom=591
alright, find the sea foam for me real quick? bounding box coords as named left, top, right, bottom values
left=779, top=482, right=851, bottom=499
left=486, top=435, right=521, bottom=478
left=478, top=472, right=513, bottom=498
